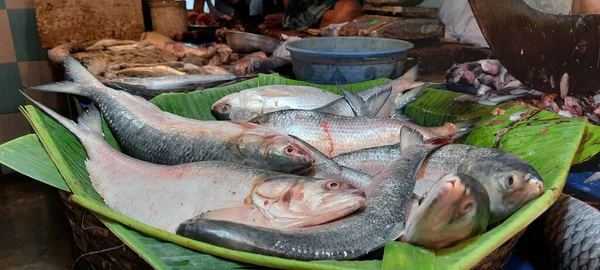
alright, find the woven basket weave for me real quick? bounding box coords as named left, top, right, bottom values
left=59, top=190, right=523, bottom=269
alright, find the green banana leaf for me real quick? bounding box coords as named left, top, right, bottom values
left=404, top=89, right=600, bottom=163
left=0, top=73, right=587, bottom=269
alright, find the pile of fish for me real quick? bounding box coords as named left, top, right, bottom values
left=445, top=59, right=600, bottom=124
left=23, top=57, right=544, bottom=262
left=47, top=32, right=291, bottom=99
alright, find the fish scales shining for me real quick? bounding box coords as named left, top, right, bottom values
left=177, top=144, right=441, bottom=260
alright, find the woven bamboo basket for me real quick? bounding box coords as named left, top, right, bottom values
left=58, top=190, right=524, bottom=269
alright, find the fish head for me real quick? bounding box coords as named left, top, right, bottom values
left=212, top=92, right=266, bottom=121
left=251, top=176, right=366, bottom=229
left=404, top=173, right=490, bottom=250
left=236, top=130, right=315, bottom=174
left=465, top=155, right=544, bottom=224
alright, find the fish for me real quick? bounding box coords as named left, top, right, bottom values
left=333, top=143, right=544, bottom=224
left=402, top=172, right=490, bottom=250
left=516, top=194, right=600, bottom=270
left=198, top=65, right=234, bottom=75
left=211, top=85, right=342, bottom=121
left=315, top=65, right=423, bottom=117
left=197, top=176, right=366, bottom=230
left=27, top=57, right=315, bottom=174
left=111, top=66, right=187, bottom=77
left=86, top=39, right=139, bottom=51
left=48, top=43, right=86, bottom=63
left=248, top=57, right=292, bottom=74
left=23, top=94, right=361, bottom=233
left=229, top=51, right=268, bottom=76
left=249, top=109, right=477, bottom=157
left=176, top=143, right=444, bottom=261
left=102, top=73, right=239, bottom=98
left=163, top=42, right=210, bottom=58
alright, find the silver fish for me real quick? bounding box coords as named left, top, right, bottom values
left=195, top=176, right=365, bottom=230
left=333, top=143, right=544, bottom=224
left=211, top=85, right=342, bottom=121
left=249, top=109, right=477, bottom=157
left=27, top=57, right=315, bottom=174
left=403, top=172, right=490, bottom=250
left=22, top=95, right=362, bottom=234
left=176, top=143, right=443, bottom=261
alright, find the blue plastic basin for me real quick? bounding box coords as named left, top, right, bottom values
left=285, top=37, right=414, bottom=84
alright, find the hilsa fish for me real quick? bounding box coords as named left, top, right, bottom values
left=196, top=176, right=365, bottom=230
left=211, top=85, right=342, bottom=121
left=403, top=172, right=490, bottom=250
left=176, top=143, right=444, bottom=261
left=333, top=143, right=544, bottom=224
left=23, top=94, right=364, bottom=233
left=249, top=109, right=478, bottom=157
left=27, top=57, right=315, bottom=174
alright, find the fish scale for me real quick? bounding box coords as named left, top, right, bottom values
left=176, top=143, right=441, bottom=261
left=537, top=195, right=600, bottom=269
left=251, top=110, right=452, bottom=157
left=27, top=57, right=315, bottom=174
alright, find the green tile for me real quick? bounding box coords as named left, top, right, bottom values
left=0, top=1, right=5, bottom=9
left=7, top=9, right=48, bottom=61
left=0, top=63, right=24, bottom=114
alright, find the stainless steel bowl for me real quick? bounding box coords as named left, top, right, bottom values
left=225, top=31, right=282, bottom=54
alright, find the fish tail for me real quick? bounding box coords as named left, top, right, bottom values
left=21, top=90, right=103, bottom=141
left=400, top=65, right=419, bottom=82
left=25, top=56, right=104, bottom=98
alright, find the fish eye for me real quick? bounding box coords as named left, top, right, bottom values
left=326, top=182, right=340, bottom=189
left=220, top=104, right=231, bottom=113
left=507, top=175, right=515, bottom=186
left=284, top=145, right=298, bottom=155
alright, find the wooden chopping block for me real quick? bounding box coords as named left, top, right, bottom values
left=35, top=0, right=145, bottom=48
left=369, top=18, right=444, bottom=40
left=339, top=15, right=397, bottom=36
left=363, top=5, right=439, bottom=18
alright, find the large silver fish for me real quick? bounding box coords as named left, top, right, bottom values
left=249, top=109, right=477, bottom=157
left=333, top=143, right=544, bottom=224
left=24, top=94, right=364, bottom=234
left=403, top=172, right=490, bottom=250
left=193, top=176, right=365, bottom=230
left=176, top=143, right=443, bottom=261
left=102, top=73, right=240, bottom=99
left=211, top=85, right=342, bottom=121
left=27, top=57, right=315, bottom=174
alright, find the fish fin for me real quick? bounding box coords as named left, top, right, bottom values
left=401, top=65, right=419, bottom=82
left=77, top=104, right=104, bottom=136
left=26, top=57, right=102, bottom=97
left=400, top=126, right=424, bottom=152
left=288, top=134, right=335, bottom=164
left=338, top=83, right=363, bottom=116
left=363, top=87, right=392, bottom=117
left=394, top=83, right=428, bottom=115
left=584, top=172, right=600, bottom=183
left=20, top=90, right=96, bottom=141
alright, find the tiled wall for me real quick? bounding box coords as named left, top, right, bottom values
left=0, top=0, right=66, bottom=174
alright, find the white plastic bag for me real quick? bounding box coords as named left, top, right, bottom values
left=440, top=0, right=489, bottom=47
left=272, top=34, right=302, bottom=59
